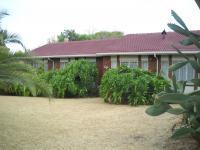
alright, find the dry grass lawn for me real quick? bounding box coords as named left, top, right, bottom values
left=0, top=96, right=199, bottom=150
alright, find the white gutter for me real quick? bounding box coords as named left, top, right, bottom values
left=96, top=51, right=199, bottom=56
left=154, top=53, right=159, bottom=75
left=32, top=50, right=199, bottom=58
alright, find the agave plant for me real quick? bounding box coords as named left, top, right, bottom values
left=146, top=10, right=200, bottom=142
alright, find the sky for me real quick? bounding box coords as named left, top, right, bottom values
left=1, top=0, right=200, bottom=52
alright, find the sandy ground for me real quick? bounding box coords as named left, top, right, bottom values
left=0, top=96, right=199, bottom=150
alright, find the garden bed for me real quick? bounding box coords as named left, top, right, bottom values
left=0, top=96, right=198, bottom=150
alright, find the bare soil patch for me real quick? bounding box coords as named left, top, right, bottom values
left=0, top=96, right=198, bottom=150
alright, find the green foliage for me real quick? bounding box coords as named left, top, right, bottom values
left=0, top=10, right=52, bottom=97
left=146, top=10, right=200, bottom=142
left=41, top=60, right=98, bottom=98
left=56, top=29, right=124, bottom=42
left=100, top=66, right=170, bottom=106
left=93, top=31, right=124, bottom=40
left=0, top=47, right=52, bottom=97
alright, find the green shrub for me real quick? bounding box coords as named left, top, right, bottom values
left=3, top=59, right=98, bottom=98
left=1, top=73, right=52, bottom=97
left=100, top=66, right=170, bottom=105
left=42, top=59, right=98, bottom=98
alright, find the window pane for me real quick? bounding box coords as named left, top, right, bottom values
left=179, top=65, right=187, bottom=81
left=129, top=62, right=138, bottom=68
left=187, top=63, right=194, bottom=81
left=111, top=62, right=117, bottom=68
left=142, top=61, right=148, bottom=70
left=161, top=61, right=169, bottom=78
left=45, top=63, right=48, bottom=71
left=60, top=62, right=65, bottom=69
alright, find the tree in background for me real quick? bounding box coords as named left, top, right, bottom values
left=94, top=31, right=124, bottom=40
left=56, top=29, right=124, bottom=42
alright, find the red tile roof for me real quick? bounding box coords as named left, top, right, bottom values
left=32, top=31, right=200, bottom=57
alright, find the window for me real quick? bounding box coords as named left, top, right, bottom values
left=60, top=58, right=69, bottom=69
left=141, top=56, right=148, bottom=70
left=120, top=56, right=138, bottom=68
left=85, top=57, right=96, bottom=64
left=111, top=56, right=117, bottom=68
left=160, top=61, right=169, bottom=78
left=44, top=60, right=48, bottom=71
left=33, top=63, right=39, bottom=68
left=121, top=61, right=138, bottom=68
left=173, top=60, right=195, bottom=81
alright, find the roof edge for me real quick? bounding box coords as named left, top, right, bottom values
left=32, top=51, right=199, bottom=58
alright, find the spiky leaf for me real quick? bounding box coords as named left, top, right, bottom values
left=177, top=81, right=186, bottom=93
left=145, top=103, right=171, bottom=116
left=172, top=45, right=190, bottom=61
left=191, top=79, right=200, bottom=86
left=189, top=60, right=200, bottom=72
left=188, top=89, right=200, bottom=96
left=172, top=74, right=177, bottom=93
left=158, top=93, right=190, bottom=104
left=180, top=38, right=193, bottom=46
left=195, top=0, right=200, bottom=9
left=171, top=10, right=188, bottom=30
left=172, top=127, right=194, bottom=139
left=169, top=61, right=188, bottom=71
left=167, top=108, right=186, bottom=115
left=168, top=23, right=189, bottom=37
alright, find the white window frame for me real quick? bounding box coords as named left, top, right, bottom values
left=120, top=56, right=138, bottom=68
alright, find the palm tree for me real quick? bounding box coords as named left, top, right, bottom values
left=0, top=10, right=52, bottom=97
left=195, top=0, right=200, bottom=9
left=0, top=10, right=8, bottom=25
left=0, top=30, right=26, bottom=49
left=0, top=11, right=26, bottom=50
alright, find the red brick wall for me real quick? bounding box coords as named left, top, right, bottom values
left=102, top=56, right=111, bottom=73
left=96, top=57, right=103, bottom=78
left=96, top=56, right=111, bottom=83
left=148, top=55, right=157, bottom=73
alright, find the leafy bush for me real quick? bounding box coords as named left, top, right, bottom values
left=100, top=66, right=170, bottom=105
left=146, top=10, right=200, bottom=142
left=1, top=72, right=52, bottom=97
left=42, top=59, right=98, bottom=98
left=2, top=59, right=98, bottom=98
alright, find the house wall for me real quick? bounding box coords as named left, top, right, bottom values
left=96, top=56, right=111, bottom=83
left=148, top=55, right=157, bottom=73
left=54, top=58, right=60, bottom=69
left=44, top=54, right=196, bottom=82
left=48, top=59, right=53, bottom=70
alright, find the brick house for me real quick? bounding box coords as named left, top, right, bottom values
left=32, top=31, right=199, bottom=82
